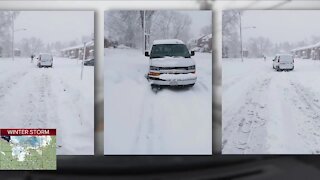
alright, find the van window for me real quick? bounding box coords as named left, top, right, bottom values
left=150, top=44, right=190, bottom=59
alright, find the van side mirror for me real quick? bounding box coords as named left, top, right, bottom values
left=191, top=51, right=195, bottom=56
left=145, top=51, right=149, bottom=57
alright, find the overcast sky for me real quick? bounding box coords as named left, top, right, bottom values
left=14, top=11, right=94, bottom=44
left=242, top=10, right=320, bottom=44
left=180, top=10, right=212, bottom=38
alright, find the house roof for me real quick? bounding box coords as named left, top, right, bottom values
left=291, top=42, right=320, bottom=52
left=187, top=34, right=212, bottom=44
left=61, top=41, right=94, bottom=52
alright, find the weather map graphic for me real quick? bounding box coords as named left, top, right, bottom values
left=0, top=129, right=56, bottom=170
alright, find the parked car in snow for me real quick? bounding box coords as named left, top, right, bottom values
left=272, top=54, right=294, bottom=71
left=145, top=39, right=197, bottom=88
left=37, top=53, right=53, bottom=68
left=84, top=58, right=94, bottom=66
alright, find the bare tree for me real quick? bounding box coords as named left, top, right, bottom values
left=0, top=11, right=19, bottom=57
left=105, top=11, right=192, bottom=49
left=246, top=36, right=273, bottom=57
left=200, top=25, right=212, bottom=36
left=222, top=10, right=241, bottom=58
left=18, top=37, right=44, bottom=56
left=139, top=11, right=155, bottom=50
left=105, top=11, right=142, bottom=48
left=172, top=13, right=192, bottom=39
left=151, top=11, right=192, bottom=43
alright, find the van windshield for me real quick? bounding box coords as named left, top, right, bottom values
left=150, top=44, right=190, bottom=59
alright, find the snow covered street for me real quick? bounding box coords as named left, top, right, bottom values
left=0, top=57, right=94, bottom=155
left=104, top=48, right=212, bottom=154
left=222, top=58, right=320, bottom=154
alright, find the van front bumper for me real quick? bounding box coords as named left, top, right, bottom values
left=148, top=73, right=197, bottom=86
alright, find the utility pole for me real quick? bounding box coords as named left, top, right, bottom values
left=143, top=10, right=146, bottom=53
left=11, top=12, right=27, bottom=61
left=239, top=12, right=243, bottom=62
left=81, top=42, right=86, bottom=80
left=11, top=12, right=14, bottom=61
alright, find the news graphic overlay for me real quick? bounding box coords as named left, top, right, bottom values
left=0, top=129, right=56, bottom=170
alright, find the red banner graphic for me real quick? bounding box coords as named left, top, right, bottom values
left=0, top=129, right=56, bottom=136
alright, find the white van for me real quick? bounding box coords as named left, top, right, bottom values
left=37, top=53, right=53, bottom=68
left=272, top=54, right=294, bottom=71
left=145, top=39, right=197, bottom=88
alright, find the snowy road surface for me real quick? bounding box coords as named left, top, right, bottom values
left=0, top=57, right=94, bottom=155
left=223, top=58, right=320, bottom=154
left=104, top=48, right=212, bottom=154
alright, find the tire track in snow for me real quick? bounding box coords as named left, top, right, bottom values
left=132, top=87, right=155, bottom=154
left=132, top=86, right=165, bottom=154
left=23, top=69, right=63, bottom=152
left=53, top=76, right=84, bottom=153
left=290, top=82, right=320, bottom=115
left=23, top=70, right=58, bottom=128
left=223, top=75, right=244, bottom=92
left=24, top=72, right=50, bottom=127
left=222, top=70, right=268, bottom=117
left=223, top=76, right=271, bottom=154
left=288, top=80, right=320, bottom=153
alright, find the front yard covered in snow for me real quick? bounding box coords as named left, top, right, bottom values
left=223, top=58, right=320, bottom=154
left=104, top=48, right=212, bottom=154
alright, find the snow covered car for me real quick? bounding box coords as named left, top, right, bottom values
left=145, top=39, right=197, bottom=87
left=84, top=58, right=94, bottom=66
left=272, top=54, right=294, bottom=71
left=37, top=53, right=53, bottom=68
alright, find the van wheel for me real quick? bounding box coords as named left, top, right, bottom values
left=151, top=84, right=161, bottom=93
left=187, top=83, right=195, bottom=88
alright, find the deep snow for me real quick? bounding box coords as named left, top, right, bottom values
left=104, top=48, right=212, bottom=154
left=222, top=58, right=320, bottom=154
left=0, top=57, right=94, bottom=155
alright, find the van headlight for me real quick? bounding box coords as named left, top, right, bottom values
left=150, top=66, right=160, bottom=71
